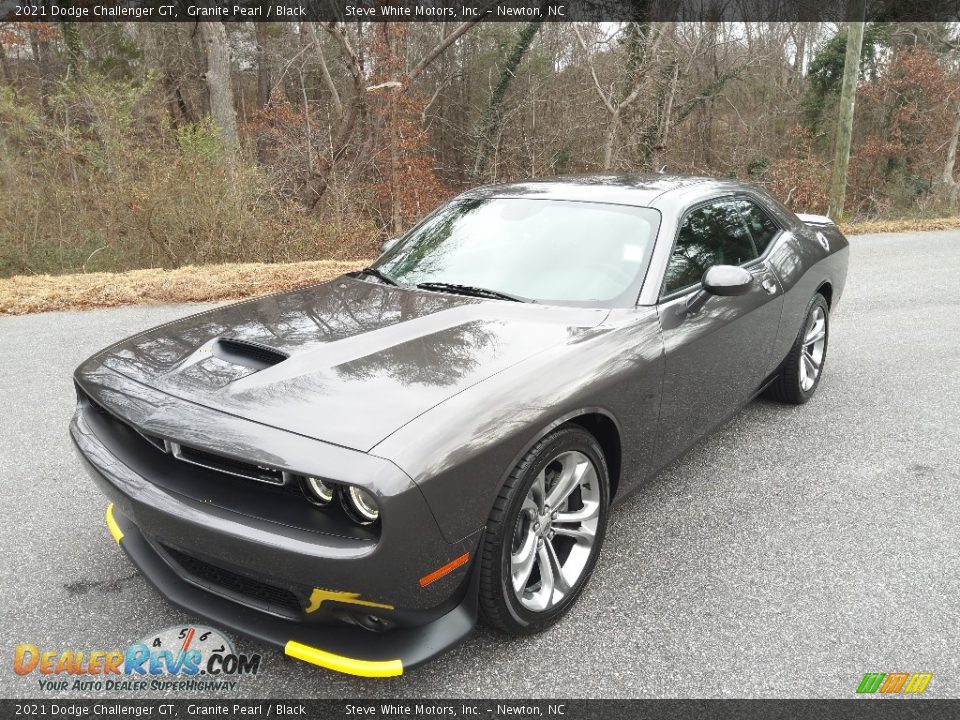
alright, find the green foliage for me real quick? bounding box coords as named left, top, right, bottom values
left=803, top=24, right=890, bottom=129
left=176, top=118, right=230, bottom=163
left=746, top=156, right=770, bottom=177
left=0, top=86, right=42, bottom=144
left=86, top=25, right=144, bottom=79
left=618, top=21, right=647, bottom=78
left=553, top=147, right=572, bottom=175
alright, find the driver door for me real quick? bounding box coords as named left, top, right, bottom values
left=654, top=198, right=784, bottom=468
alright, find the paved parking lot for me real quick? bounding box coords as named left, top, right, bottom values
left=1, top=230, right=958, bottom=698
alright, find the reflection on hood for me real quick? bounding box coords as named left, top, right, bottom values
left=79, top=277, right=610, bottom=451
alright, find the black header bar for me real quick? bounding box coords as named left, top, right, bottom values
left=1, top=699, right=959, bottom=719
left=2, top=0, right=959, bottom=22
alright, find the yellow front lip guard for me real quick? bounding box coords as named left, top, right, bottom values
left=284, top=640, right=403, bottom=678
left=106, top=503, right=124, bottom=544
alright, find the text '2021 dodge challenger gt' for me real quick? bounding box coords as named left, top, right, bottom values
left=71, top=176, right=848, bottom=677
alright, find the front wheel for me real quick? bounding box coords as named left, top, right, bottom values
left=767, top=293, right=830, bottom=404
left=478, top=426, right=609, bottom=635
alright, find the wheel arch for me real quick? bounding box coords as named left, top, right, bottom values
left=567, top=413, right=623, bottom=501
left=499, top=408, right=624, bottom=504
left=815, top=280, right=834, bottom=308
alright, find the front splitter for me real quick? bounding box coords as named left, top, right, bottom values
left=104, top=504, right=479, bottom=677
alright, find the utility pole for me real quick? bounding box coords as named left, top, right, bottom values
left=827, top=1, right=866, bottom=221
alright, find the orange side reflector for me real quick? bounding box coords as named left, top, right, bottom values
left=419, top=552, right=470, bottom=587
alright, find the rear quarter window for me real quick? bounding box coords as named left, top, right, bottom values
left=737, top=198, right=781, bottom=254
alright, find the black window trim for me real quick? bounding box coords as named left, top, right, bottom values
left=657, top=192, right=784, bottom=302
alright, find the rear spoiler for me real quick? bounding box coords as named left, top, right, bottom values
left=795, top=212, right=836, bottom=227
left=796, top=212, right=847, bottom=252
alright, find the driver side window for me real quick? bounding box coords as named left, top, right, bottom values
left=663, top=200, right=758, bottom=295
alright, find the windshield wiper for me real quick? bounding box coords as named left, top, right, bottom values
left=416, top=282, right=529, bottom=303
left=355, top=267, right=398, bottom=286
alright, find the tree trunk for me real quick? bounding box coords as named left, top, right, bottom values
left=29, top=29, right=51, bottom=111
left=792, top=23, right=808, bottom=85
left=299, top=22, right=366, bottom=209
left=941, top=98, right=960, bottom=209
left=198, top=22, right=238, bottom=149
left=827, top=10, right=866, bottom=222
left=306, top=23, right=342, bottom=116
left=255, top=23, right=272, bottom=108
left=602, top=109, right=621, bottom=170
left=0, top=37, right=14, bottom=87
left=62, top=22, right=85, bottom=78
left=471, top=20, right=542, bottom=181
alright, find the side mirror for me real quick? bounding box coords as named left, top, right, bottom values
left=381, top=238, right=400, bottom=254
left=686, top=265, right=753, bottom=315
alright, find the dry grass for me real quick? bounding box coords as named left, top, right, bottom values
left=2, top=215, right=960, bottom=316
left=0, top=260, right=368, bottom=316
left=841, top=216, right=960, bottom=235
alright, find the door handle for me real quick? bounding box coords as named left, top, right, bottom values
left=761, top=278, right=778, bottom=295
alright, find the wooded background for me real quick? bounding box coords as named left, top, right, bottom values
left=0, top=20, right=958, bottom=278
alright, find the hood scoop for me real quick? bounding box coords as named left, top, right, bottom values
left=211, top=337, right=288, bottom=371
left=155, top=336, right=288, bottom=392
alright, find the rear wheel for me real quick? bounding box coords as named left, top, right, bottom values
left=478, top=426, right=609, bottom=634
left=767, top=293, right=830, bottom=404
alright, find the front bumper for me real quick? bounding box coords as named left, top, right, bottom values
left=103, top=503, right=478, bottom=677
left=70, top=380, right=482, bottom=676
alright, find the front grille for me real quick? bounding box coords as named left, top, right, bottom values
left=76, top=384, right=380, bottom=541
left=161, top=545, right=302, bottom=616
left=78, top=385, right=289, bottom=487
left=171, top=443, right=286, bottom=485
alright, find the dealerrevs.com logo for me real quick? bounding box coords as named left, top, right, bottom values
left=14, top=625, right=261, bottom=693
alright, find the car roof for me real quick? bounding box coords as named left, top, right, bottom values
left=462, top=174, right=747, bottom=207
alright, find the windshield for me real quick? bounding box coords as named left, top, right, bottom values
left=373, top=197, right=661, bottom=306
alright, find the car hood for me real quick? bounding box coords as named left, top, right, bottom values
left=78, top=277, right=610, bottom=451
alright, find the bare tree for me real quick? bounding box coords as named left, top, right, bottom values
left=198, top=22, right=238, bottom=149
left=942, top=98, right=960, bottom=209
left=0, top=35, right=14, bottom=88
left=305, top=22, right=342, bottom=116
left=574, top=24, right=653, bottom=170
left=472, top=20, right=543, bottom=181
left=255, top=23, right=272, bottom=109
left=298, top=21, right=366, bottom=207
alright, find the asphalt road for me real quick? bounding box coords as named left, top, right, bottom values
left=1, top=230, right=958, bottom=699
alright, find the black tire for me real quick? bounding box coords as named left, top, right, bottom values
left=766, top=293, right=830, bottom=405
left=478, top=425, right=610, bottom=635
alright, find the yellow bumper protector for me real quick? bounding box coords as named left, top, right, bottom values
left=304, top=589, right=394, bottom=614
left=284, top=640, right=402, bottom=678
left=106, top=504, right=124, bottom=544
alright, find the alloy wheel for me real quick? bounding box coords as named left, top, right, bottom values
left=800, top=306, right=827, bottom=391
left=510, top=450, right=600, bottom=612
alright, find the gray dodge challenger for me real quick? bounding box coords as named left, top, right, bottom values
left=71, top=175, right=848, bottom=677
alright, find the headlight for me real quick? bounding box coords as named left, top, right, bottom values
left=343, top=486, right=380, bottom=524
left=304, top=476, right=335, bottom=505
